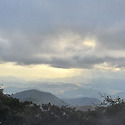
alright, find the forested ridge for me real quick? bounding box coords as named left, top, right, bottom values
left=0, top=88, right=125, bottom=125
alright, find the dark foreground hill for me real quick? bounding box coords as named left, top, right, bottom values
left=63, top=97, right=101, bottom=106
left=1, top=89, right=125, bottom=125
left=12, top=89, right=67, bottom=106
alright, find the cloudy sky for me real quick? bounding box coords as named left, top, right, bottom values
left=0, top=0, right=125, bottom=85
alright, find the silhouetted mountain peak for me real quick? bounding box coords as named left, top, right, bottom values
left=12, top=89, right=67, bottom=107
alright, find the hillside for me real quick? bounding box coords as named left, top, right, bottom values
left=12, top=89, right=67, bottom=106
left=1, top=89, right=125, bottom=125
left=63, top=97, right=101, bottom=106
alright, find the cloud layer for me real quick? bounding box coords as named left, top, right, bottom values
left=0, top=0, right=125, bottom=70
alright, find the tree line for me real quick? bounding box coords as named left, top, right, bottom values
left=0, top=88, right=125, bottom=125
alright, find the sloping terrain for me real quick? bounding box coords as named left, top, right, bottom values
left=12, top=89, right=67, bottom=106
left=63, top=97, right=101, bottom=106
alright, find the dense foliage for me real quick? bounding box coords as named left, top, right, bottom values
left=0, top=89, right=125, bottom=125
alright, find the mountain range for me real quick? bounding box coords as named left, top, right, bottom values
left=2, top=76, right=125, bottom=99
left=12, top=89, right=102, bottom=107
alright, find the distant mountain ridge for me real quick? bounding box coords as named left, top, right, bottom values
left=112, top=92, right=125, bottom=99
left=12, top=89, right=67, bottom=107
left=63, top=97, right=101, bottom=106
left=4, top=85, right=102, bottom=99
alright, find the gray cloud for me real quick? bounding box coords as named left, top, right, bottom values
left=0, top=1, right=125, bottom=69
left=0, top=0, right=125, bottom=31
left=96, top=24, right=125, bottom=50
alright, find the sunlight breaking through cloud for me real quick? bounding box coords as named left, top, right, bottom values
left=84, top=40, right=96, bottom=48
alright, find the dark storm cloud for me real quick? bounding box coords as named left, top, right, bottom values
left=0, top=0, right=125, bottom=69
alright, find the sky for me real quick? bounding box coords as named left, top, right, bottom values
left=0, top=0, right=125, bottom=94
